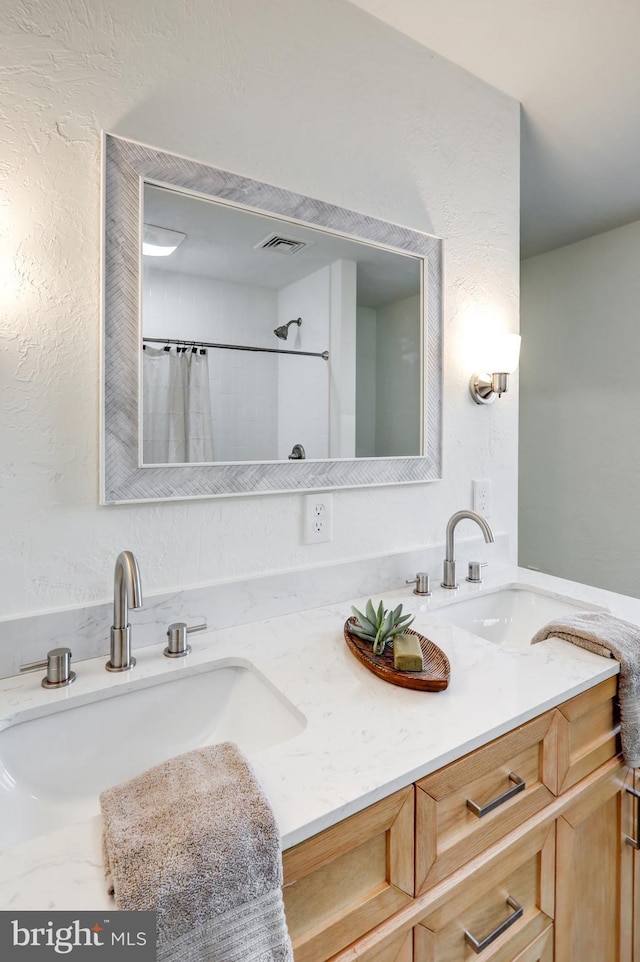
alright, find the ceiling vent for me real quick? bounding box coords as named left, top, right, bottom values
left=254, top=233, right=308, bottom=256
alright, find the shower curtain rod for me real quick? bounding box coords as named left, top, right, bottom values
left=142, top=336, right=329, bottom=361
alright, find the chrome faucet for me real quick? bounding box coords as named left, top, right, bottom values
left=442, top=510, right=495, bottom=589
left=106, top=550, right=143, bottom=672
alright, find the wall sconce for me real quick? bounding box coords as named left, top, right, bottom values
left=469, top=332, right=521, bottom=404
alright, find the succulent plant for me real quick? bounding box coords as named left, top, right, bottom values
left=350, top=599, right=415, bottom=655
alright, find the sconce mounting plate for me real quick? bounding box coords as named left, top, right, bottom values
left=469, top=373, right=497, bottom=405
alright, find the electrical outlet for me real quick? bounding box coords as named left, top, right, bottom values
left=472, top=479, right=492, bottom=518
left=303, top=493, right=333, bottom=544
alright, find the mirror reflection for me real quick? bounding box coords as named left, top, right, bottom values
left=142, top=184, right=422, bottom=465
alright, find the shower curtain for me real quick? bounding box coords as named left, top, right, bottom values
left=143, top=346, right=214, bottom=463
left=186, top=350, right=214, bottom=462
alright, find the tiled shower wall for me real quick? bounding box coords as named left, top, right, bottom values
left=144, top=268, right=279, bottom=461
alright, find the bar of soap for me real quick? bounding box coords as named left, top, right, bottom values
left=393, top=632, right=424, bottom=672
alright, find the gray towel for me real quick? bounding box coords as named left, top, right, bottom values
left=531, top=610, right=640, bottom=768
left=100, top=741, right=294, bottom=962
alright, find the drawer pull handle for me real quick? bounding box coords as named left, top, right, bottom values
left=466, top=772, right=525, bottom=818
left=464, top=895, right=524, bottom=953
left=625, top=786, right=640, bottom=849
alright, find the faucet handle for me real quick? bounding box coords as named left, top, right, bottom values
left=466, top=561, right=488, bottom=584
left=406, top=572, right=432, bottom=596
left=164, top=622, right=208, bottom=658
left=20, top=648, right=76, bottom=688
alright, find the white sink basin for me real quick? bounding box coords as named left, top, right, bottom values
left=0, top=659, right=305, bottom=849
left=432, top=585, right=605, bottom=648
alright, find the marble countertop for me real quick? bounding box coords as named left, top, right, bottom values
left=0, top=563, right=633, bottom=910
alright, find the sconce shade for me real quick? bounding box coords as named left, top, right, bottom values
left=470, top=331, right=521, bottom=405
left=490, top=332, right=521, bottom=373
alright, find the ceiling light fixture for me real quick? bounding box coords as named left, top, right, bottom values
left=142, top=224, right=186, bottom=257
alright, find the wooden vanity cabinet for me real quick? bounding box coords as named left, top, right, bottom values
left=415, top=711, right=557, bottom=894
left=554, top=675, right=620, bottom=792
left=507, top=928, right=554, bottom=962
left=345, top=931, right=414, bottom=962
left=284, top=678, right=627, bottom=962
left=414, top=819, right=555, bottom=962
left=554, top=758, right=634, bottom=962
left=630, top=769, right=640, bottom=962
left=551, top=677, right=638, bottom=962
left=282, top=786, right=414, bottom=962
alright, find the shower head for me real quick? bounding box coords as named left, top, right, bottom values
left=274, top=317, right=302, bottom=340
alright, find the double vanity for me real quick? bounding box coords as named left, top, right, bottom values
left=0, top=562, right=636, bottom=960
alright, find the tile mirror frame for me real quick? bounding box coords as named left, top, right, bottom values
left=101, top=133, right=442, bottom=503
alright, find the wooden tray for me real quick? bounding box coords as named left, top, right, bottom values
left=344, top=618, right=450, bottom=691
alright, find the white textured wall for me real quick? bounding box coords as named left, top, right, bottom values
left=0, top=0, right=519, bottom=617
left=520, top=219, right=640, bottom=596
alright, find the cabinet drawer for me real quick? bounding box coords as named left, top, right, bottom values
left=283, top=787, right=414, bottom=962
left=415, top=712, right=556, bottom=893
left=555, top=676, right=620, bottom=793
left=508, top=927, right=553, bottom=962
left=414, top=821, right=555, bottom=962
left=333, top=929, right=414, bottom=962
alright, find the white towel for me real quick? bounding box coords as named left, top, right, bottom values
left=100, top=742, right=293, bottom=962
left=531, top=610, right=640, bottom=768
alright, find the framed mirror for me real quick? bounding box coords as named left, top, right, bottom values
left=102, top=134, right=442, bottom=502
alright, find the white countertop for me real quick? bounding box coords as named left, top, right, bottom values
left=0, top=564, right=634, bottom=910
